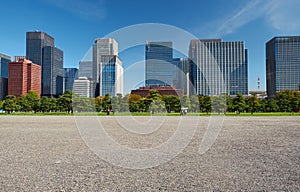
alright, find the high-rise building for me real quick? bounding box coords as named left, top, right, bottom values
left=26, top=31, right=54, bottom=65
left=26, top=31, right=63, bottom=97
left=42, top=46, right=64, bottom=97
left=92, top=38, right=122, bottom=96
left=0, top=53, right=10, bottom=100
left=189, top=39, right=248, bottom=96
left=172, top=58, right=190, bottom=94
left=78, top=61, right=93, bottom=80
left=145, top=41, right=174, bottom=86
left=73, top=77, right=92, bottom=98
left=8, top=58, right=41, bottom=98
left=64, top=68, right=78, bottom=92
left=100, top=55, right=123, bottom=96
left=266, top=36, right=300, bottom=97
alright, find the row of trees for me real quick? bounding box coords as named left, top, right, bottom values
left=0, top=90, right=299, bottom=114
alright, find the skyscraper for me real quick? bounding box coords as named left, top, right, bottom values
left=100, top=55, right=123, bottom=96
left=266, top=36, right=300, bottom=97
left=92, top=38, right=122, bottom=96
left=64, top=68, right=78, bottom=92
left=8, top=58, right=41, bottom=98
left=145, top=41, right=174, bottom=86
left=78, top=61, right=93, bottom=80
left=189, top=39, right=248, bottom=96
left=26, top=31, right=54, bottom=65
left=0, top=53, right=10, bottom=100
left=172, top=58, right=190, bottom=94
left=26, top=31, right=64, bottom=97
left=42, top=46, right=64, bottom=97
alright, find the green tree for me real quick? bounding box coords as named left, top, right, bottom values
left=26, top=91, right=40, bottom=113
left=267, top=98, right=279, bottom=112
left=190, top=95, right=199, bottom=112
left=162, top=95, right=180, bottom=113
left=0, top=100, right=3, bottom=110
left=57, top=90, right=73, bottom=113
left=233, top=93, right=246, bottom=113
left=275, top=91, right=291, bottom=112
left=245, top=94, right=261, bottom=114
left=3, top=95, right=20, bottom=113
left=199, top=95, right=212, bottom=114
left=40, top=96, right=51, bottom=112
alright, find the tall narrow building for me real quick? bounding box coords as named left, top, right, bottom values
left=266, top=36, right=300, bottom=97
left=92, top=38, right=123, bottom=96
left=172, top=58, right=190, bottom=94
left=64, top=68, right=78, bottom=92
left=0, top=53, right=10, bottom=100
left=100, top=55, right=123, bottom=96
left=26, top=31, right=64, bottom=97
left=8, top=58, right=41, bottom=98
left=145, top=41, right=174, bottom=86
left=189, top=39, right=248, bottom=96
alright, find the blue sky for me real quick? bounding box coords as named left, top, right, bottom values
left=1, top=0, right=300, bottom=93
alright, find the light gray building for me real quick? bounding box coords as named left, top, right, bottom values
left=73, top=77, right=92, bottom=98
left=172, top=58, right=190, bottom=95
left=189, top=39, right=248, bottom=96
left=92, top=38, right=123, bottom=96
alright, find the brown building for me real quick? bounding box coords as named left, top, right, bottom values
left=131, top=86, right=184, bottom=98
left=8, top=58, right=41, bottom=98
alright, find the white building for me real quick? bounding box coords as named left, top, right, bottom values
left=73, top=77, right=92, bottom=98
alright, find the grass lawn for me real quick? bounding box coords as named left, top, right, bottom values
left=0, top=111, right=299, bottom=116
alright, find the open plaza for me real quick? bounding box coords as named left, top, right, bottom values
left=0, top=116, right=299, bottom=191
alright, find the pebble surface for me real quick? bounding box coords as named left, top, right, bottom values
left=0, top=116, right=299, bottom=191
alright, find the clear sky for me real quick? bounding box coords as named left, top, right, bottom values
left=1, top=0, right=299, bottom=93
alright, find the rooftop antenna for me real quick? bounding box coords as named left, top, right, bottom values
left=258, top=76, right=260, bottom=90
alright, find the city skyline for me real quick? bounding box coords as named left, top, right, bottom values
left=0, top=0, right=300, bottom=92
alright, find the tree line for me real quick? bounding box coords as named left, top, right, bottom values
left=0, top=90, right=299, bottom=114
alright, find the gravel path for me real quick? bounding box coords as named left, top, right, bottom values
left=0, top=116, right=299, bottom=191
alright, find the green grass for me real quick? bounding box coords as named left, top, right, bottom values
left=0, top=111, right=299, bottom=116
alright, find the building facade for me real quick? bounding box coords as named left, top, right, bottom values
left=8, top=58, right=41, bottom=98
left=26, top=31, right=63, bottom=97
left=172, top=58, right=190, bottom=95
left=64, top=68, right=78, bottom=92
left=100, top=55, right=123, bottom=96
left=73, top=77, right=92, bottom=98
left=131, top=86, right=184, bottom=98
left=92, top=38, right=122, bottom=96
left=266, top=36, right=300, bottom=97
left=0, top=53, right=11, bottom=100
left=145, top=41, right=174, bottom=86
left=42, top=46, right=64, bottom=97
left=189, top=39, right=248, bottom=96
left=78, top=61, right=93, bottom=80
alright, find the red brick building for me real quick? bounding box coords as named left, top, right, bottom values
left=8, top=58, right=41, bottom=98
left=131, top=86, right=184, bottom=98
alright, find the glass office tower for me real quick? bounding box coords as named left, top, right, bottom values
left=64, top=68, right=78, bottom=92
left=145, top=41, right=174, bottom=86
left=26, top=31, right=64, bottom=97
left=266, top=36, right=300, bottom=97
left=0, top=53, right=11, bottom=100
left=189, top=39, right=248, bottom=96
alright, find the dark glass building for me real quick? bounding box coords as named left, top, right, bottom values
left=266, top=36, right=300, bottom=97
left=189, top=39, right=248, bottom=96
left=42, top=46, right=64, bottom=97
left=64, top=68, right=78, bottom=92
left=145, top=41, right=174, bottom=86
left=26, top=31, right=54, bottom=65
left=0, top=53, right=10, bottom=100
left=26, top=31, right=64, bottom=97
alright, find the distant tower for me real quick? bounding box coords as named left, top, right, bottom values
left=258, top=76, right=260, bottom=90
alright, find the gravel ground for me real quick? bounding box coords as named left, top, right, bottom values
left=0, top=116, right=299, bottom=191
